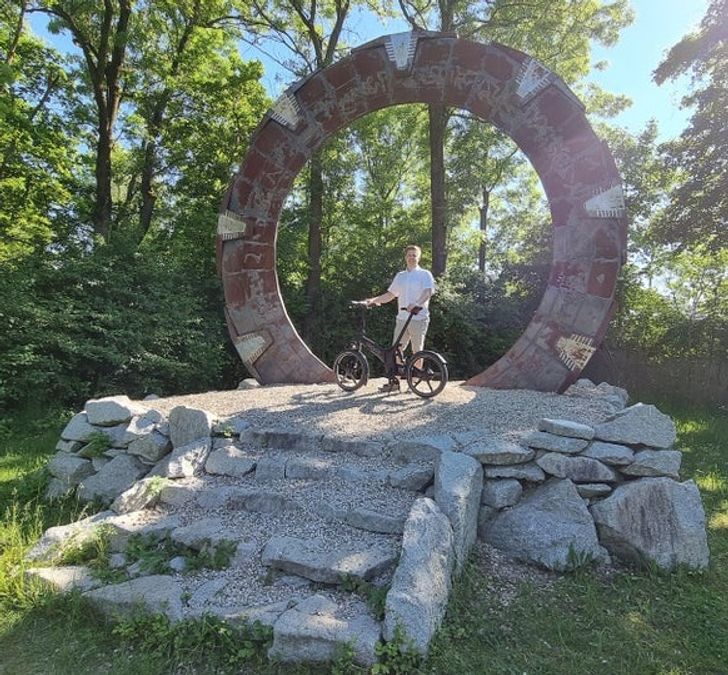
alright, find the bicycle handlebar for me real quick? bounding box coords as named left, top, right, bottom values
left=350, top=300, right=422, bottom=315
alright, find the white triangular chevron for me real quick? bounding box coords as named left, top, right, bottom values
left=236, top=332, right=268, bottom=365
left=217, top=210, right=246, bottom=237
left=515, top=58, right=552, bottom=101
left=585, top=184, right=626, bottom=218
left=385, top=32, right=417, bottom=70
left=556, top=334, right=596, bottom=371
left=270, top=92, right=301, bottom=129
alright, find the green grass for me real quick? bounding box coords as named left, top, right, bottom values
left=1, top=402, right=727, bottom=674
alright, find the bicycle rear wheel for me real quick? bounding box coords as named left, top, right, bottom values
left=405, top=351, right=448, bottom=398
left=333, top=350, right=369, bottom=391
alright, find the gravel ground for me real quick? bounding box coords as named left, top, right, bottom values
left=146, top=380, right=617, bottom=444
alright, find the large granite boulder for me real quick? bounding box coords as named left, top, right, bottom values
left=77, top=454, right=148, bottom=504
left=590, top=478, right=709, bottom=570
left=383, top=498, right=454, bottom=655
left=168, top=406, right=215, bottom=448
left=269, top=595, right=380, bottom=666
left=484, top=478, right=610, bottom=571
left=83, top=575, right=184, bottom=621
left=434, top=450, right=482, bottom=572
left=594, top=403, right=676, bottom=448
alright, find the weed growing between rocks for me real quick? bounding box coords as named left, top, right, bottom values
left=372, top=624, right=421, bottom=674
left=112, top=609, right=274, bottom=669
left=340, top=573, right=389, bottom=620
left=124, top=533, right=237, bottom=574
left=78, top=431, right=113, bottom=457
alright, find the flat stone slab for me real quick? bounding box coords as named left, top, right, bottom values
left=255, top=456, right=287, bottom=481
left=285, top=456, right=333, bottom=480
left=523, top=431, right=589, bottom=454
left=388, top=434, right=456, bottom=464
left=483, top=461, right=545, bottom=482
left=344, top=507, right=406, bottom=534
left=576, top=483, right=613, bottom=499
left=48, top=453, right=94, bottom=485
left=85, top=395, right=149, bottom=426
left=620, top=449, right=682, bottom=480
left=590, top=478, right=709, bottom=570
left=582, top=441, right=634, bottom=466
left=261, top=536, right=396, bottom=584
left=462, top=438, right=534, bottom=465
left=484, top=478, right=610, bottom=571
left=25, top=510, right=115, bottom=562
left=205, top=446, right=256, bottom=477
left=83, top=575, right=184, bottom=621
left=388, top=465, right=433, bottom=491
left=105, top=512, right=182, bottom=551
left=384, top=498, right=454, bottom=655
left=536, top=453, right=618, bottom=483
left=594, top=403, right=677, bottom=448
left=435, top=450, right=482, bottom=572
left=170, top=517, right=235, bottom=550
left=25, top=565, right=102, bottom=593
left=269, top=595, right=380, bottom=666
left=538, top=418, right=595, bottom=440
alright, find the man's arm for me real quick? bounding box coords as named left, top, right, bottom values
left=365, top=290, right=395, bottom=306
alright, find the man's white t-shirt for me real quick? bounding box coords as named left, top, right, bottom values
left=388, top=266, right=436, bottom=321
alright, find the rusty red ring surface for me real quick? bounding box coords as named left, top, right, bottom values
left=217, top=32, right=627, bottom=391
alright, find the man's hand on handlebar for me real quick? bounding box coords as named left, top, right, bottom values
left=406, top=304, right=422, bottom=315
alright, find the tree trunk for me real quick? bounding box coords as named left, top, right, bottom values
left=478, top=185, right=490, bottom=273
left=304, top=151, right=324, bottom=341
left=94, top=120, right=113, bottom=240
left=429, top=104, right=448, bottom=277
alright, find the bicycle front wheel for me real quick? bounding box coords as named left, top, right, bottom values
left=333, top=350, right=369, bottom=392
left=405, top=351, right=448, bottom=398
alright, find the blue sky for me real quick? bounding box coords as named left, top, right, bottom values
left=30, top=0, right=708, bottom=141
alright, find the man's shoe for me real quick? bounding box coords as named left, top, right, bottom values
left=379, top=380, right=401, bottom=393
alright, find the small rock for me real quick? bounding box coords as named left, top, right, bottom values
left=481, top=479, right=522, bottom=508
left=576, top=483, right=613, bottom=498
left=463, top=438, right=534, bottom=465
left=127, top=431, right=172, bottom=463
left=388, top=465, right=434, bottom=491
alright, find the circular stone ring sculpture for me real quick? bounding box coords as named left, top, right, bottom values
left=217, top=32, right=627, bottom=392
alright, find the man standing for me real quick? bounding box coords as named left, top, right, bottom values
left=364, top=245, right=436, bottom=391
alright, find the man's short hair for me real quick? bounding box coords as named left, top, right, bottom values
left=404, top=245, right=421, bottom=256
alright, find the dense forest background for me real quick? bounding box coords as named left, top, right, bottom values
left=1, top=0, right=726, bottom=412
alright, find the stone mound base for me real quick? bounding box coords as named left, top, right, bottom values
left=28, top=380, right=709, bottom=666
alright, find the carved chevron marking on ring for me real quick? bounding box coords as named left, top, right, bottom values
left=585, top=184, right=626, bottom=218
left=217, top=210, right=246, bottom=239
left=235, top=330, right=272, bottom=365
left=515, top=58, right=553, bottom=102
left=270, top=92, right=302, bottom=129
left=385, top=32, right=417, bottom=70
left=556, top=334, right=596, bottom=371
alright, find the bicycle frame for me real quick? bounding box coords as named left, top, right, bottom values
left=350, top=304, right=419, bottom=379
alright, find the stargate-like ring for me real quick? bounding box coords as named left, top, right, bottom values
left=217, top=32, right=627, bottom=391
